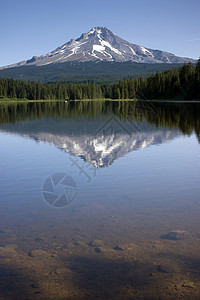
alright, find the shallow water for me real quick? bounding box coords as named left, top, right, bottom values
left=0, top=101, right=200, bottom=299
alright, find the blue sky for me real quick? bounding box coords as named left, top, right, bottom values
left=0, top=0, right=199, bottom=66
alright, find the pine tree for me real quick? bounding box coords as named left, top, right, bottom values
left=195, top=58, right=200, bottom=99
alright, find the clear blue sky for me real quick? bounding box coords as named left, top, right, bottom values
left=0, top=0, right=199, bottom=66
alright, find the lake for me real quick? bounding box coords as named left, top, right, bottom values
left=0, top=100, right=200, bottom=299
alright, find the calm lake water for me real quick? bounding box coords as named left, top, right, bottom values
left=0, top=100, right=200, bottom=299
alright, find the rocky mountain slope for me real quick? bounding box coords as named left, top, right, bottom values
left=1, top=27, right=195, bottom=69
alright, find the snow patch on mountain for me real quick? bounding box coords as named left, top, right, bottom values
left=93, top=45, right=106, bottom=52
left=127, top=45, right=136, bottom=55
left=140, top=46, right=154, bottom=57
left=100, top=40, right=123, bottom=56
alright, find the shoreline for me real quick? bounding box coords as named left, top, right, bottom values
left=0, top=98, right=200, bottom=104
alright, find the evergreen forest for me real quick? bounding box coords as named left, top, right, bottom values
left=0, top=60, right=199, bottom=101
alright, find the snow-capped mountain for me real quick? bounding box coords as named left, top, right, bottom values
left=0, top=116, right=181, bottom=168
left=1, top=27, right=195, bottom=69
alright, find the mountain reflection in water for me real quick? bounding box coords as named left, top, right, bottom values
left=0, top=100, right=199, bottom=167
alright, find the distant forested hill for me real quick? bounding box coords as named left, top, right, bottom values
left=0, top=60, right=199, bottom=100
left=0, top=61, right=186, bottom=84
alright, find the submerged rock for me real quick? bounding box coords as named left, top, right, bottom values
left=95, top=247, right=101, bottom=253
left=182, top=282, right=195, bottom=289
left=88, top=240, right=104, bottom=247
left=34, top=237, right=44, bottom=243
left=160, top=230, right=187, bottom=240
left=113, top=245, right=124, bottom=251
left=28, top=249, right=48, bottom=257
left=31, top=282, right=39, bottom=289
left=0, top=245, right=17, bottom=257
left=54, top=267, right=69, bottom=275
left=157, top=265, right=168, bottom=273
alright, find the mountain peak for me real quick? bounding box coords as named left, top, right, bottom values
left=77, top=26, right=113, bottom=41
left=89, top=26, right=110, bottom=32
left=0, top=27, right=196, bottom=69
left=90, top=26, right=108, bottom=31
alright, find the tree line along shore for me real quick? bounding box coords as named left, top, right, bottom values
left=0, top=60, right=199, bottom=101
